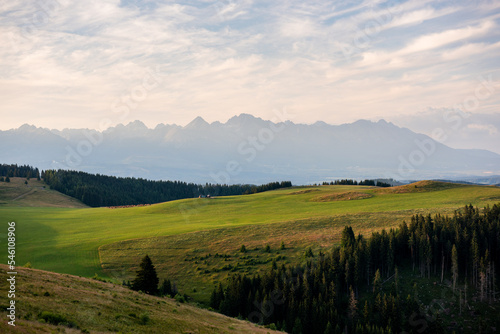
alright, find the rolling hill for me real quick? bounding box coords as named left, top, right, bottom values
left=0, top=265, right=279, bottom=334
left=0, top=177, right=87, bottom=208
left=1, top=179, right=499, bottom=332
left=1, top=180, right=499, bottom=281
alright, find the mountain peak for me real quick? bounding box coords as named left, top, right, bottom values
left=226, top=113, right=263, bottom=126
left=18, top=124, right=38, bottom=131
left=376, top=119, right=396, bottom=127
left=313, top=121, right=329, bottom=127
left=352, top=119, right=373, bottom=125
left=125, top=120, right=148, bottom=130
left=185, top=116, right=209, bottom=129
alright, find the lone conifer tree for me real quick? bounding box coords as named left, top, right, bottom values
left=132, top=255, right=159, bottom=295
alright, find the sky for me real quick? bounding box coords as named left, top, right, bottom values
left=1, top=0, right=500, bottom=151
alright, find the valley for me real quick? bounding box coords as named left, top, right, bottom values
left=1, top=177, right=499, bottom=332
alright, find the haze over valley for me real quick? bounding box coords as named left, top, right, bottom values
left=2, top=114, right=499, bottom=185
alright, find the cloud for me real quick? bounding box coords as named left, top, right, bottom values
left=467, top=123, right=498, bottom=135
left=0, top=0, right=499, bottom=153
left=386, top=4, right=461, bottom=30
left=358, top=20, right=496, bottom=68
left=402, top=20, right=495, bottom=54
left=441, top=41, right=500, bottom=60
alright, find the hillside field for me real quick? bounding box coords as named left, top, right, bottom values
left=0, top=177, right=87, bottom=208
left=0, top=180, right=499, bottom=288
left=0, top=264, right=279, bottom=333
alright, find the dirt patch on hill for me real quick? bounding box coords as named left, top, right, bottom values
left=288, top=189, right=321, bottom=195
left=311, top=191, right=373, bottom=202
left=375, top=180, right=465, bottom=194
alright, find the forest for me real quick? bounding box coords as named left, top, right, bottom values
left=210, top=204, right=500, bottom=333
left=0, top=163, right=40, bottom=179
left=323, top=179, right=392, bottom=187
left=42, top=169, right=292, bottom=207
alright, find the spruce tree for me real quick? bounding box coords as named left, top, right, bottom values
left=292, top=318, right=303, bottom=334
left=452, top=244, right=458, bottom=292
left=348, top=286, right=358, bottom=320
left=373, top=269, right=382, bottom=293
left=132, top=255, right=159, bottom=295
left=324, top=321, right=334, bottom=334
left=159, top=279, right=173, bottom=297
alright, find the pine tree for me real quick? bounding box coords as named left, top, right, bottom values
left=452, top=244, right=458, bottom=293
left=159, top=279, right=172, bottom=297
left=210, top=282, right=225, bottom=310
left=292, top=317, right=303, bottom=334
left=348, top=286, right=358, bottom=320
left=471, top=231, right=480, bottom=287
left=131, top=255, right=159, bottom=295
left=324, top=321, right=334, bottom=334
left=373, top=269, right=382, bottom=293
left=395, top=267, right=399, bottom=293
left=363, top=300, right=370, bottom=323
left=341, top=226, right=355, bottom=249
left=409, top=233, right=416, bottom=272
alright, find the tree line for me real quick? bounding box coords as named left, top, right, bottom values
left=0, top=163, right=40, bottom=180
left=42, top=169, right=292, bottom=207
left=210, top=204, right=500, bottom=333
left=322, top=179, right=392, bottom=187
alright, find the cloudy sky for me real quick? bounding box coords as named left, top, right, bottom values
left=1, top=0, right=500, bottom=150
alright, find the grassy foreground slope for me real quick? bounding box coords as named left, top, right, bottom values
left=0, top=265, right=278, bottom=334
left=0, top=181, right=499, bottom=279
left=0, top=177, right=87, bottom=208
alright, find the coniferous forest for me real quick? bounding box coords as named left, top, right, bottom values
left=0, top=163, right=40, bottom=179
left=42, top=169, right=292, bottom=207
left=211, top=204, right=500, bottom=333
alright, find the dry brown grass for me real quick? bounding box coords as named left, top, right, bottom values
left=0, top=265, right=280, bottom=333
left=374, top=180, right=465, bottom=194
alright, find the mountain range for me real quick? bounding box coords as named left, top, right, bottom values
left=1, top=114, right=500, bottom=184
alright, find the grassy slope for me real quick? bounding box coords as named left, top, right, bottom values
left=0, top=181, right=499, bottom=280
left=0, top=177, right=87, bottom=208
left=0, top=265, right=279, bottom=334
left=99, top=182, right=500, bottom=304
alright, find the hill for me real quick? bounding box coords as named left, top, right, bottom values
left=0, top=177, right=87, bottom=208
left=1, top=181, right=499, bottom=289
left=374, top=180, right=465, bottom=193
left=98, top=181, right=500, bottom=304
left=0, top=265, right=279, bottom=333
left=42, top=169, right=292, bottom=207
left=1, top=116, right=500, bottom=184
left=0, top=180, right=499, bottom=332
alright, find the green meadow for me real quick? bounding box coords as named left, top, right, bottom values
left=1, top=179, right=499, bottom=288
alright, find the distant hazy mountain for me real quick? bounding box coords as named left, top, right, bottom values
left=1, top=114, right=499, bottom=184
